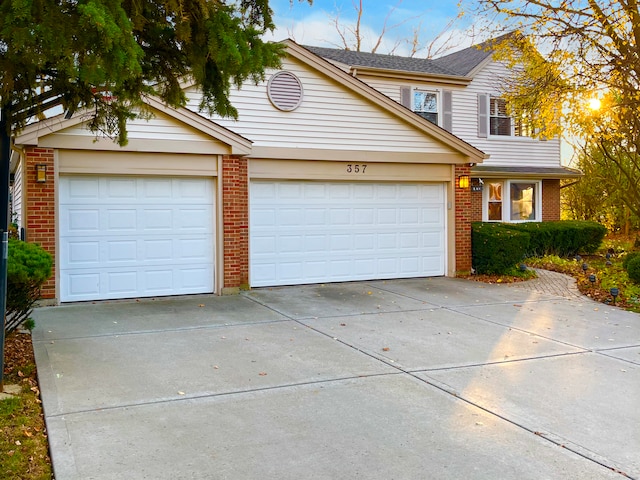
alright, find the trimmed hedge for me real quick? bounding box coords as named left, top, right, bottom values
left=504, top=220, right=607, bottom=257
left=472, top=220, right=607, bottom=275
left=472, top=222, right=530, bottom=274
left=6, top=239, right=53, bottom=334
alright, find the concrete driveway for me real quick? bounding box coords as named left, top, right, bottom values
left=31, top=277, right=640, bottom=479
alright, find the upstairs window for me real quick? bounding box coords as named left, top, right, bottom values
left=413, top=90, right=438, bottom=125
left=479, top=94, right=534, bottom=138
left=490, top=97, right=511, bottom=136
left=401, top=87, right=452, bottom=132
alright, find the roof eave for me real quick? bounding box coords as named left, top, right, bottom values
left=349, top=66, right=472, bottom=86
left=471, top=166, right=582, bottom=179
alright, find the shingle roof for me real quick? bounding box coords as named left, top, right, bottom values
left=303, top=45, right=461, bottom=77
left=305, top=33, right=515, bottom=78
left=431, top=33, right=514, bottom=76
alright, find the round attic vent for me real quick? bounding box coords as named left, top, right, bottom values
left=267, top=71, right=303, bottom=111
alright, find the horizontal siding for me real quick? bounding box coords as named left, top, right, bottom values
left=58, top=109, right=219, bottom=145
left=11, top=160, right=22, bottom=229
left=185, top=57, right=457, bottom=155
left=450, top=62, right=561, bottom=168
left=354, top=62, right=562, bottom=168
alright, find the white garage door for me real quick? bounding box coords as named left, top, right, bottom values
left=250, top=181, right=446, bottom=287
left=60, top=176, right=215, bottom=302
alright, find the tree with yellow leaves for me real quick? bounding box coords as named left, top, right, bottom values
left=472, top=0, right=640, bottom=221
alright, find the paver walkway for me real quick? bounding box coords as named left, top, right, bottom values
left=510, top=268, right=584, bottom=298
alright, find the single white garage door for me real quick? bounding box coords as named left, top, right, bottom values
left=60, top=176, right=215, bottom=302
left=250, top=181, right=446, bottom=287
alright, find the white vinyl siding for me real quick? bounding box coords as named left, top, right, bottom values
left=185, top=57, right=459, bottom=155
left=59, top=176, right=215, bottom=302
left=11, top=159, right=23, bottom=229
left=54, top=109, right=221, bottom=145
left=451, top=62, right=561, bottom=168
left=250, top=181, right=446, bottom=287
left=354, top=62, right=562, bottom=168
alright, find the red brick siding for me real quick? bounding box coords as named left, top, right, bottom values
left=222, top=155, right=249, bottom=288
left=470, top=178, right=483, bottom=222
left=542, top=179, right=561, bottom=221
left=454, top=164, right=472, bottom=274
left=24, top=148, right=56, bottom=299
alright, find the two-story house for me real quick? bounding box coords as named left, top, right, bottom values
left=10, top=37, right=573, bottom=304
left=306, top=37, right=580, bottom=226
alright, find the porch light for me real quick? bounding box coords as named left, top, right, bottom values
left=458, top=175, right=470, bottom=189
left=36, top=164, right=47, bottom=183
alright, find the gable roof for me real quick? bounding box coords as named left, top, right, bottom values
left=306, top=33, right=515, bottom=80
left=431, top=33, right=514, bottom=76
left=288, top=41, right=487, bottom=163
left=304, top=45, right=460, bottom=77
left=14, top=96, right=253, bottom=155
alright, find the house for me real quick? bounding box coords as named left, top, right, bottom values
left=306, top=37, right=581, bottom=226
left=10, top=36, right=569, bottom=304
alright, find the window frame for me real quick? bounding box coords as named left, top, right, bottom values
left=412, top=88, right=440, bottom=126
left=481, top=94, right=536, bottom=139
left=482, top=179, right=542, bottom=223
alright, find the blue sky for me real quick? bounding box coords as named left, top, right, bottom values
left=266, top=0, right=483, bottom=57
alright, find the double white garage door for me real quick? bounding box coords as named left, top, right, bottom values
left=59, top=177, right=446, bottom=301
left=250, top=181, right=446, bottom=287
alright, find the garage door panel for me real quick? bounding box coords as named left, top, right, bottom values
left=250, top=181, right=446, bottom=287
left=60, top=176, right=214, bottom=302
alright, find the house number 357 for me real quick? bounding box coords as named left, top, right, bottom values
left=346, top=164, right=367, bottom=173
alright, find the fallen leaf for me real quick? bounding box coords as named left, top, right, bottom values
left=178, top=391, right=185, bottom=395
left=382, top=347, right=390, bottom=352
left=23, top=430, right=33, bottom=438
left=198, top=304, right=205, bottom=307
left=340, top=323, right=346, bottom=327
left=259, top=372, right=267, bottom=376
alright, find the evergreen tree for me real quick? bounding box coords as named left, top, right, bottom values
left=0, top=0, right=309, bottom=143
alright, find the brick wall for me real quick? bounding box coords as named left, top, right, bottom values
left=454, top=164, right=472, bottom=274
left=222, top=155, right=249, bottom=290
left=470, top=178, right=483, bottom=222
left=24, top=147, right=56, bottom=299
left=542, top=179, right=561, bottom=221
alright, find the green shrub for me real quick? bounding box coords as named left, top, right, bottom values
left=472, top=222, right=530, bottom=274
left=626, top=257, right=640, bottom=284
left=5, top=239, right=53, bottom=334
left=495, top=220, right=607, bottom=257
left=622, top=251, right=640, bottom=270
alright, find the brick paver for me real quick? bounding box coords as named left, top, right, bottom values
left=510, top=268, right=584, bottom=299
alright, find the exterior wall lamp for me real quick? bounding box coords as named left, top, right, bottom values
left=36, top=164, right=47, bottom=183
left=457, top=175, right=470, bottom=189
